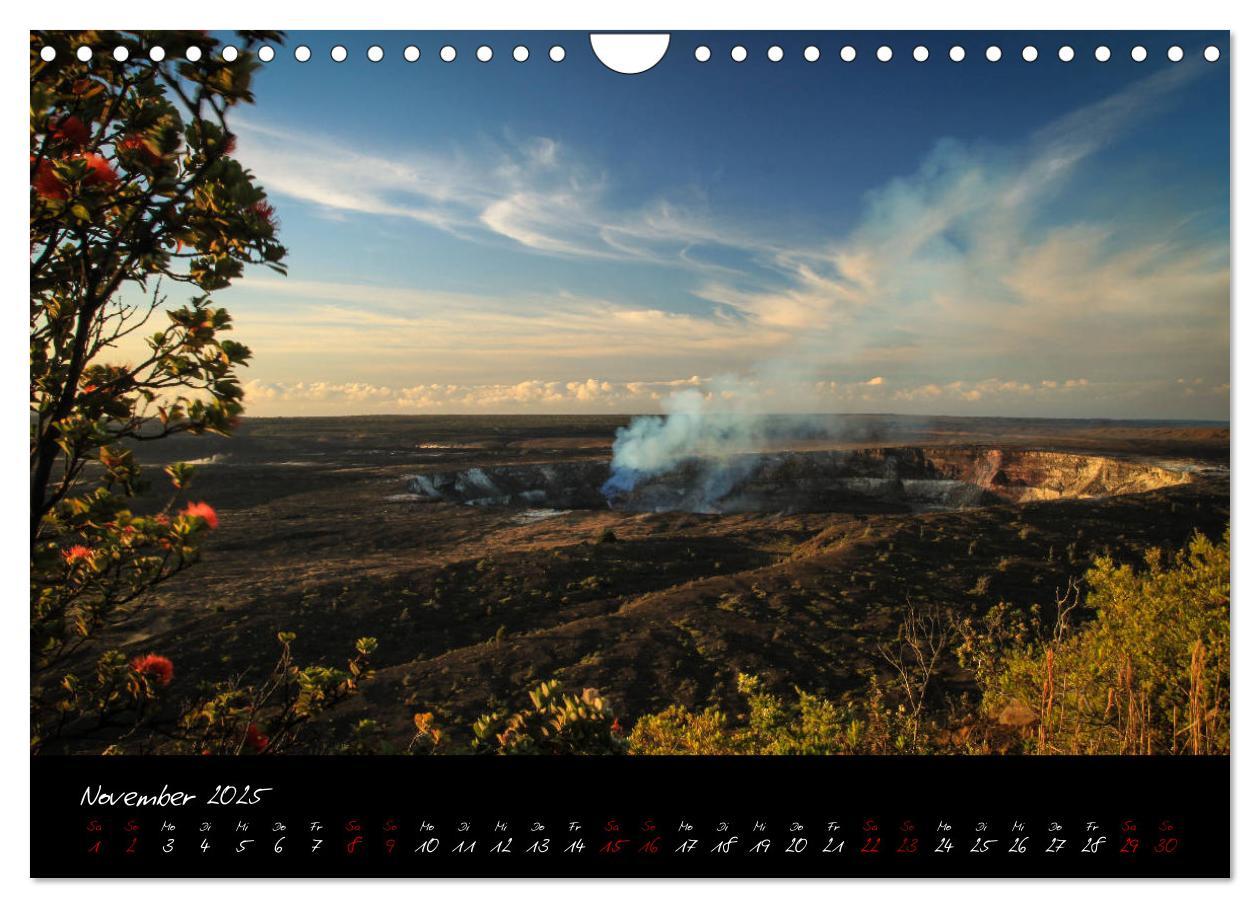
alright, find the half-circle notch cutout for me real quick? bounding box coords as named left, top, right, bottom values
left=590, top=33, right=670, bottom=74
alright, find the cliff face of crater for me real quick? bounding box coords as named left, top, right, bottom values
left=406, top=447, right=1191, bottom=514
left=941, top=449, right=1189, bottom=502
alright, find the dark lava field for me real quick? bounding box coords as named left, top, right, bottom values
left=71, top=414, right=1229, bottom=751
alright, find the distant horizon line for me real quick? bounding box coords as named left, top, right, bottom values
left=235, top=411, right=1231, bottom=426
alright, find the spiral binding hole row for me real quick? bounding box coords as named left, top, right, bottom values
left=700, top=43, right=1218, bottom=64
left=38, top=42, right=1223, bottom=66
left=39, top=43, right=568, bottom=65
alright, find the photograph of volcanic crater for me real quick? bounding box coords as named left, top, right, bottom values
left=31, top=31, right=1228, bottom=756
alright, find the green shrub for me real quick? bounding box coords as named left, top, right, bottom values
left=46, top=632, right=375, bottom=754
left=471, top=679, right=626, bottom=755
left=629, top=674, right=894, bottom=755
left=980, top=530, right=1228, bottom=754
left=169, top=633, right=375, bottom=755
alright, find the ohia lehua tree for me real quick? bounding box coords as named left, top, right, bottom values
left=30, top=30, right=287, bottom=748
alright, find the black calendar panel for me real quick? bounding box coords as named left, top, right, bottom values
left=32, top=755, right=1228, bottom=877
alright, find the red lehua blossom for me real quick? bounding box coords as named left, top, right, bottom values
left=32, top=158, right=68, bottom=200
left=52, top=115, right=91, bottom=146
left=244, top=724, right=270, bottom=752
left=80, top=153, right=118, bottom=187
left=118, top=134, right=162, bottom=168
left=611, top=718, right=624, bottom=736
left=63, top=544, right=93, bottom=565
left=181, top=500, right=219, bottom=529
left=131, top=653, right=175, bottom=686
left=223, top=132, right=238, bottom=155
left=249, top=200, right=277, bottom=229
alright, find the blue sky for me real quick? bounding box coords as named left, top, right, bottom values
left=196, top=31, right=1229, bottom=418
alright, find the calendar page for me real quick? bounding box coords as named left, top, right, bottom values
left=28, top=28, right=1230, bottom=879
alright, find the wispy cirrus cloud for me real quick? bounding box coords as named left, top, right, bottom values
left=234, top=120, right=762, bottom=268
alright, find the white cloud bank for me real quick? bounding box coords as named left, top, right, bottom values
left=239, top=373, right=1227, bottom=418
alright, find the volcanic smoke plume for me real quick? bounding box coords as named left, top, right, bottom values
left=600, top=388, right=865, bottom=510
left=602, top=390, right=759, bottom=505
